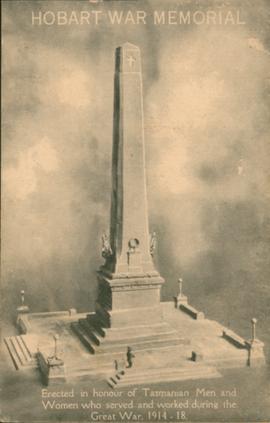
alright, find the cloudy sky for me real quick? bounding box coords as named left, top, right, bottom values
left=2, top=1, right=270, bottom=334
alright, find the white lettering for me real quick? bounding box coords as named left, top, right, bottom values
left=92, top=10, right=102, bottom=24
left=206, top=11, right=217, bottom=25
left=68, top=11, right=79, bottom=25
left=168, top=11, right=177, bottom=24
left=108, top=11, right=123, bottom=24
left=236, top=10, right=246, bottom=24
left=179, top=11, right=190, bottom=24
left=224, top=11, right=235, bottom=25
left=57, top=11, right=67, bottom=25
left=154, top=11, right=165, bottom=25
left=193, top=11, right=205, bottom=25
left=32, top=11, right=42, bottom=25
left=43, top=11, right=56, bottom=25
left=137, top=10, right=146, bottom=24
left=80, top=11, right=91, bottom=24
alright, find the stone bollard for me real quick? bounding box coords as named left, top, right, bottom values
left=251, top=318, right=257, bottom=343
left=174, top=278, right=188, bottom=308
left=54, top=334, right=59, bottom=359
left=16, top=289, right=30, bottom=333
left=48, top=335, right=64, bottom=366
left=245, top=318, right=265, bottom=367
left=17, top=289, right=30, bottom=314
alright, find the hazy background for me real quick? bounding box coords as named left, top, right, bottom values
left=2, top=0, right=270, bottom=358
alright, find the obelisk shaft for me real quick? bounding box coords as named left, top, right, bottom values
left=108, top=43, right=154, bottom=275
left=96, top=43, right=164, bottom=326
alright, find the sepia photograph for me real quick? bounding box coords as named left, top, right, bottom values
left=1, top=0, right=270, bottom=422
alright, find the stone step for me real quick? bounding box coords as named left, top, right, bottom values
left=108, top=378, right=117, bottom=388
left=4, top=336, right=36, bottom=370
left=105, top=330, right=184, bottom=345
left=20, top=334, right=39, bottom=357
left=67, top=366, right=113, bottom=381
left=14, top=335, right=31, bottom=362
left=10, top=337, right=26, bottom=366
left=68, top=360, right=114, bottom=372
left=72, top=326, right=185, bottom=356
left=108, top=371, right=125, bottom=388
left=73, top=316, right=185, bottom=356
left=108, top=365, right=221, bottom=388
left=87, top=315, right=106, bottom=337
left=120, top=367, right=205, bottom=381
left=104, top=324, right=180, bottom=342
left=205, top=355, right=248, bottom=369
left=80, top=319, right=183, bottom=349
left=70, top=322, right=96, bottom=354
left=4, top=337, right=21, bottom=370
left=78, top=319, right=102, bottom=346
left=96, top=334, right=182, bottom=354
left=95, top=309, right=110, bottom=329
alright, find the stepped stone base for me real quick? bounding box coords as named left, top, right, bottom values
left=71, top=313, right=186, bottom=355
left=108, top=364, right=221, bottom=388
left=4, top=335, right=37, bottom=370
left=3, top=302, right=265, bottom=386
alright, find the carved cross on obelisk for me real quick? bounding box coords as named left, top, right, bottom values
left=127, top=54, right=136, bottom=68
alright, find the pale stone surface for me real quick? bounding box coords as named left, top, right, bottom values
left=191, top=350, right=204, bottom=362
left=5, top=302, right=264, bottom=385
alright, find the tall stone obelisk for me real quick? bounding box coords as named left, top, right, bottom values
left=96, top=43, right=164, bottom=328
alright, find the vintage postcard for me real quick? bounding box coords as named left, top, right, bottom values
left=1, top=0, right=270, bottom=422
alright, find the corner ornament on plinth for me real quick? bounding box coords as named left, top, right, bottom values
left=101, top=234, right=113, bottom=259
left=150, top=231, right=157, bottom=257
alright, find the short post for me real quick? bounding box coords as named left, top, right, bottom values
left=16, top=289, right=30, bottom=332
left=174, top=277, right=188, bottom=308
left=21, top=290, right=25, bottom=306
left=178, top=278, right=183, bottom=297
left=46, top=334, right=64, bottom=369
left=54, top=334, right=59, bottom=359
left=251, top=318, right=257, bottom=343
left=245, top=317, right=265, bottom=368
left=18, top=289, right=29, bottom=312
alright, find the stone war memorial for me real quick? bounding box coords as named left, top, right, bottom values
left=4, top=43, right=265, bottom=387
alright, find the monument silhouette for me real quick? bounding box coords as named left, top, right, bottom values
left=4, top=43, right=265, bottom=386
